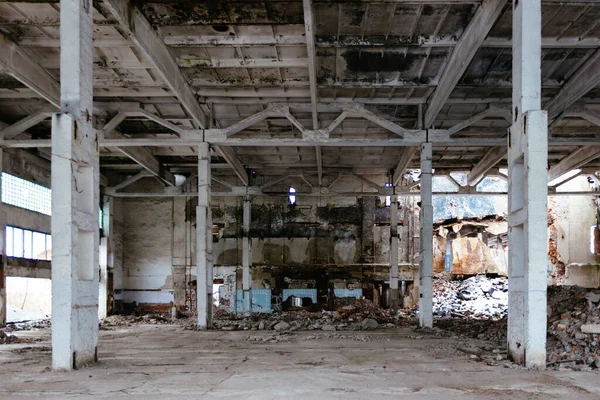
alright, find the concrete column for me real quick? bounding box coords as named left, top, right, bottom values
left=197, top=143, right=213, bottom=329
left=419, top=143, right=433, bottom=328
left=390, top=195, right=399, bottom=314
left=242, top=195, right=252, bottom=312
left=51, top=0, right=99, bottom=370
left=98, top=197, right=112, bottom=320
left=112, top=198, right=124, bottom=313
left=0, top=150, right=6, bottom=327
left=508, top=0, right=548, bottom=368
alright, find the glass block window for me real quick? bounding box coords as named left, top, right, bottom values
left=6, top=226, right=52, bottom=260
left=1, top=173, right=51, bottom=215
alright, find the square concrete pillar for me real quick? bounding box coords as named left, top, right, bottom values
left=419, top=143, right=433, bottom=328
left=508, top=0, right=548, bottom=368
left=0, top=150, right=6, bottom=327
left=111, top=198, right=124, bottom=313
left=51, top=0, right=99, bottom=371
left=98, top=197, right=112, bottom=320
left=242, top=195, right=252, bottom=312
left=197, top=143, right=213, bottom=329
left=390, top=195, right=399, bottom=314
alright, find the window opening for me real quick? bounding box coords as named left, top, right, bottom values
left=1, top=173, right=51, bottom=215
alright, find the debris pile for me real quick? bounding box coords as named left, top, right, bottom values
left=435, top=285, right=600, bottom=371
left=436, top=318, right=507, bottom=343
left=101, top=313, right=175, bottom=329
left=5, top=319, right=51, bottom=331
left=546, top=286, right=600, bottom=371
left=211, top=298, right=411, bottom=332
left=0, top=330, right=29, bottom=345
left=432, top=276, right=508, bottom=320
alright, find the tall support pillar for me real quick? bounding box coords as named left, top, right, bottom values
left=0, top=150, right=6, bottom=327
left=390, top=195, right=399, bottom=314
left=419, top=143, right=433, bottom=328
left=98, top=197, right=112, bottom=320
left=242, top=195, right=252, bottom=312
left=51, top=0, right=99, bottom=370
left=112, top=198, right=124, bottom=313
left=508, top=0, right=548, bottom=368
left=197, top=143, right=213, bottom=329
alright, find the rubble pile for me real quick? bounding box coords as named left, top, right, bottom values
left=432, top=276, right=508, bottom=320
left=5, top=319, right=51, bottom=331
left=211, top=298, right=411, bottom=332
left=546, top=286, right=600, bottom=370
left=0, top=330, right=29, bottom=345
left=101, top=313, right=177, bottom=329
left=435, top=318, right=507, bottom=343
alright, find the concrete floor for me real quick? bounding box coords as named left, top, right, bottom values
left=0, top=324, right=599, bottom=399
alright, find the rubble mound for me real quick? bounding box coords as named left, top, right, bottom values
left=101, top=313, right=177, bottom=329
left=547, top=286, right=600, bottom=370
left=435, top=318, right=507, bottom=343
left=0, top=330, right=29, bottom=345
left=211, top=298, right=414, bottom=332
left=432, top=275, right=507, bottom=320
left=435, top=285, right=600, bottom=371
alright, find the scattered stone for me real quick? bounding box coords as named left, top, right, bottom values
left=361, top=318, right=378, bottom=330
left=580, top=324, right=600, bottom=334
left=273, top=321, right=290, bottom=332
left=321, top=324, right=336, bottom=331
left=429, top=276, right=508, bottom=320
left=221, top=326, right=236, bottom=331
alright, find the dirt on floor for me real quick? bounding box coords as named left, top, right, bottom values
left=0, top=324, right=599, bottom=399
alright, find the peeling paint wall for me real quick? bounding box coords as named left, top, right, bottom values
left=209, top=196, right=420, bottom=267
left=550, top=177, right=600, bottom=288
left=122, top=197, right=175, bottom=309
left=121, top=194, right=421, bottom=310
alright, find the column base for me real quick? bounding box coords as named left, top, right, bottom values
left=0, top=287, right=6, bottom=327
left=389, top=288, right=399, bottom=315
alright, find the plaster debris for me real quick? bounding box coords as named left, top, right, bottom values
left=101, top=313, right=179, bottom=329
left=210, top=298, right=412, bottom=332
left=546, top=286, right=600, bottom=371
left=429, top=275, right=508, bottom=320
left=0, top=330, right=29, bottom=344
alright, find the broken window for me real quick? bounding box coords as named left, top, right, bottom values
left=1, top=173, right=51, bottom=215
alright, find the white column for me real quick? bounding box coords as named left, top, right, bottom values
left=390, top=195, right=399, bottom=314
left=0, top=150, right=6, bottom=327
left=508, top=0, right=548, bottom=368
left=98, top=197, right=112, bottom=320
left=197, top=143, right=213, bottom=329
left=51, top=0, right=99, bottom=370
left=112, top=198, right=124, bottom=313
left=419, top=143, right=433, bottom=328
left=242, top=195, right=252, bottom=312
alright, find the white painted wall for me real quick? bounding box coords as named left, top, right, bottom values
left=122, top=197, right=175, bottom=306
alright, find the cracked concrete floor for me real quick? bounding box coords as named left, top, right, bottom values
left=0, top=325, right=599, bottom=399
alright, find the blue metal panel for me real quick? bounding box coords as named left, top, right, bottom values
left=235, top=289, right=273, bottom=313
left=334, top=289, right=363, bottom=299
left=282, top=288, right=318, bottom=303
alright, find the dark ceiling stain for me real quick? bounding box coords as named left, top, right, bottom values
left=342, top=50, right=425, bottom=73
left=346, top=5, right=364, bottom=26
left=138, top=2, right=302, bottom=25
left=422, top=5, right=435, bottom=16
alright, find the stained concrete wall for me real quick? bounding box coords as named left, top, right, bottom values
left=122, top=197, right=176, bottom=308
left=551, top=177, right=600, bottom=288
left=120, top=193, right=421, bottom=310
